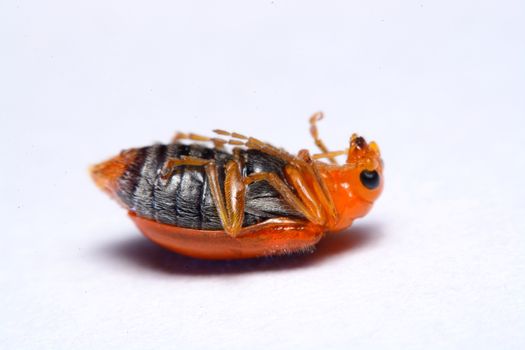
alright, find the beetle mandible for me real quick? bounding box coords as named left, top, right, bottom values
left=91, top=112, right=384, bottom=259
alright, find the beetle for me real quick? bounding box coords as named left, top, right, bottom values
left=90, top=112, right=383, bottom=259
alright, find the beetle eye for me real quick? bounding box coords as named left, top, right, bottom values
left=360, top=170, right=380, bottom=190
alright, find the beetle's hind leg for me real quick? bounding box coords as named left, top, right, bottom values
left=159, top=155, right=246, bottom=237
left=159, top=156, right=210, bottom=180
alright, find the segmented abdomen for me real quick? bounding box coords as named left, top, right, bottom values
left=115, top=143, right=304, bottom=230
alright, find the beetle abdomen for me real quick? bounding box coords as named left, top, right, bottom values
left=114, top=143, right=304, bottom=230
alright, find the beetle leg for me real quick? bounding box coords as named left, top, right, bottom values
left=282, top=165, right=327, bottom=226
left=159, top=156, right=225, bottom=220
left=309, top=161, right=338, bottom=224
left=204, top=160, right=246, bottom=237
left=296, top=150, right=338, bottom=225
left=209, top=131, right=335, bottom=226
left=157, top=150, right=331, bottom=236
left=203, top=158, right=255, bottom=237
left=244, top=172, right=322, bottom=226
left=160, top=156, right=211, bottom=180
left=159, top=155, right=246, bottom=237
left=309, top=112, right=338, bottom=165
left=222, top=160, right=246, bottom=236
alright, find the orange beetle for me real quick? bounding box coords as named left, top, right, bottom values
left=91, top=112, right=383, bottom=259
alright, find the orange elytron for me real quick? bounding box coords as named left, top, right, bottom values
left=91, top=113, right=383, bottom=259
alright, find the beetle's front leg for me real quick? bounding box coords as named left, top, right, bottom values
left=295, top=150, right=338, bottom=225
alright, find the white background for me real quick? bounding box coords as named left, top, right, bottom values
left=1, top=1, right=524, bottom=349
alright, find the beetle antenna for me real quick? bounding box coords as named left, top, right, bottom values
left=309, top=112, right=338, bottom=165
left=312, top=149, right=348, bottom=160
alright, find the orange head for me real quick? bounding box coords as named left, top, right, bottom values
left=322, top=134, right=384, bottom=232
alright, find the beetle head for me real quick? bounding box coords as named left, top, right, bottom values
left=345, top=133, right=384, bottom=203
left=323, top=134, right=384, bottom=232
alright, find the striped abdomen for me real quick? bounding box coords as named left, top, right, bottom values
left=115, top=143, right=304, bottom=230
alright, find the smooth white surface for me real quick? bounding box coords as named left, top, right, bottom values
left=1, top=1, right=524, bottom=349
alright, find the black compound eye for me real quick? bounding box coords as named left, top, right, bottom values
left=360, top=170, right=380, bottom=190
